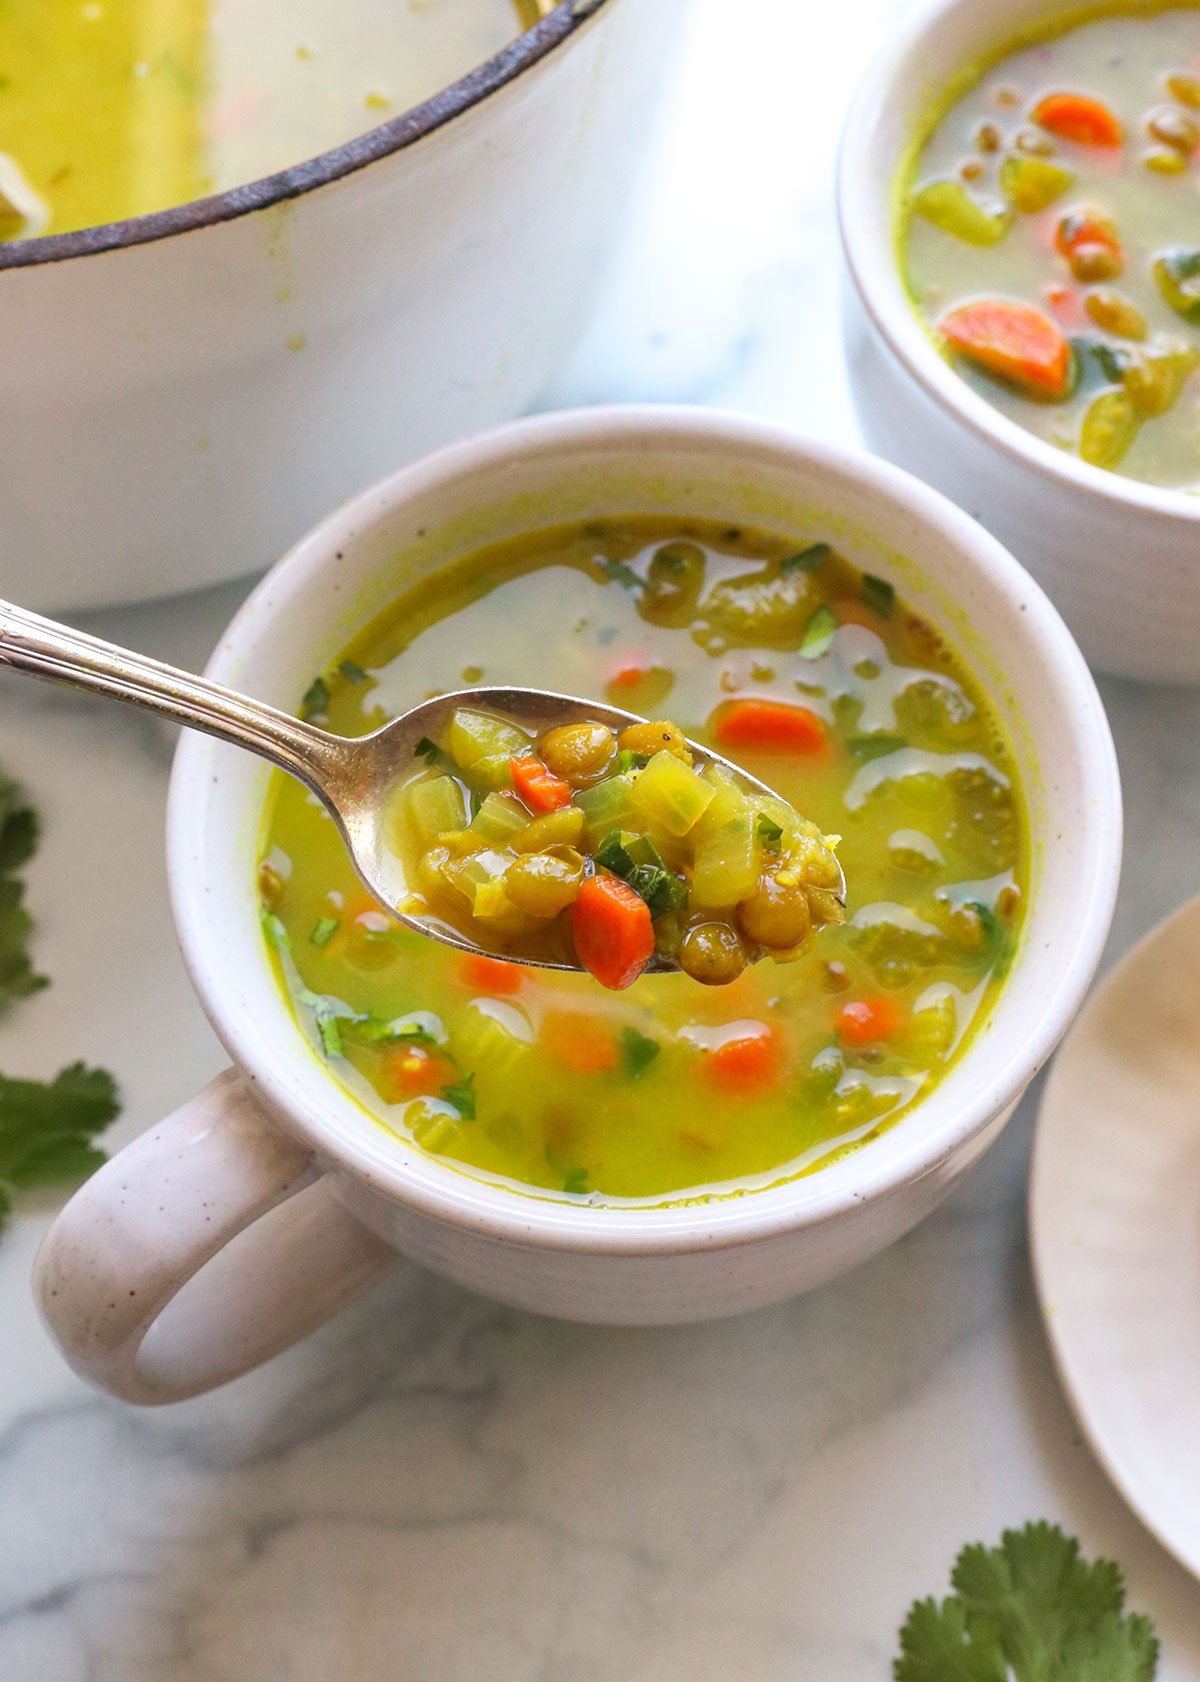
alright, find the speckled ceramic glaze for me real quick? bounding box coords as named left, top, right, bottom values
left=34, top=407, right=1121, bottom=1403
left=838, top=0, right=1200, bottom=683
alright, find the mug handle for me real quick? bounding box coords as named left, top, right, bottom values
left=33, top=1069, right=394, bottom=1405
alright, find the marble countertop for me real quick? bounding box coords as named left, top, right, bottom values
left=4, top=0, right=1200, bottom=1675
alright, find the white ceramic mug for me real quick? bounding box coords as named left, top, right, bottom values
left=837, top=0, right=1200, bottom=684
left=0, top=0, right=682, bottom=613
left=34, top=408, right=1122, bottom=1405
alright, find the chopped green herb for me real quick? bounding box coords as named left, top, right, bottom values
left=780, top=542, right=831, bottom=573
left=562, top=1166, right=589, bottom=1196
left=628, top=864, right=688, bottom=916
left=595, top=830, right=636, bottom=879
left=0, top=775, right=45, bottom=1013
left=357, top=1010, right=447, bottom=1047
left=413, top=736, right=441, bottom=764
left=848, top=734, right=908, bottom=762
left=598, top=556, right=643, bottom=592
left=339, top=659, right=368, bottom=683
left=799, top=605, right=839, bottom=659
left=894, top=1522, right=1159, bottom=1682
left=620, top=1028, right=660, bottom=1079
left=860, top=572, right=896, bottom=619
left=756, top=812, right=784, bottom=852
left=297, top=989, right=366, bottom=1059
left=442, top=1074, right=476, bottom=1120
left=1085, top=339, right=1132, bottom=385
left=261, top=908, right=291, bottom=952
left=0, top=1063, right=119, bottom=1193
left=310, top=916, right=340, bottom=948
left=300, top=675, right=331, bottom=719
left=615, top=749, right=651, bottom=775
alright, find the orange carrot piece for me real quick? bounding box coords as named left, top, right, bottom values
left=510, top=755, right=573, bottom=813
left=459, top=953, right=527, bottom=995
left=1033, top=92, right=1123, bottom=147
left=704, top=1026, right=782, bottom=1094
left=1054, top=210, right=1121, bottom=262
left=712, top=699, right=830, bottom=756
left=541, top=1013, right=619, bottom=1074
left=939, top=298, right=1072, bottom=399
left=571, top=872, right=655, bottom=991
left=378, top=1042, right=458, bottom=1104
left=838, top=996, right=904, bottom=1047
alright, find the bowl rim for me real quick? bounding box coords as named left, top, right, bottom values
left=167, top=404, right=1123, bottom=1256
left=0, top=0, right=610, bottom=272
left=836, top=0, right=1200, bottom=526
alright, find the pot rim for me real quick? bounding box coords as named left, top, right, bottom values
left=836, top=0, right=1200, bottom=526
left=0, top=0, right=611, bottom=272
left=167, top=404, right=1123, bottom=1257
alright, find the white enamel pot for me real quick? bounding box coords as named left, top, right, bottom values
left=33, top=407, right=1122, bottom=1404
left=837, top=0, right=1200, bottom=684
left=0, top=0, right=681, bottom=613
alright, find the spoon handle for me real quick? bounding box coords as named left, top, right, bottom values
left=0, top=599, right=344, bottom=790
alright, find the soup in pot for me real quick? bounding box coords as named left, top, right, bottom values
left=0, top=0, right=547, bottom=238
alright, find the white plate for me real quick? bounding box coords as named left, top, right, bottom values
left=1031, top=896, right=1200, bottom=1582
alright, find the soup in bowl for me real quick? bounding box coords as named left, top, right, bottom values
left=33, top=409, right=1120, bottom=1404
left=839, top=0, right=1200, bottom=681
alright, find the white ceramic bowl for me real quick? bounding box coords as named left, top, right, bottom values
left=0, top=0, right=681, bottom=613
left=837, top=0, right=1200, bottom=684
left=34, top=407, right=1121, bottom=1404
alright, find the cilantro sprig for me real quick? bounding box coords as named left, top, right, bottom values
left=895, top=1522, right=1159, bottom=1682
left=0, top=769, right=119, bottom=1237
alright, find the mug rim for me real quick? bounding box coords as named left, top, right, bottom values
left=167, top=404, right=1122, bottom=1256
left=836, top=0, right=1200, bottom=527
left=0, top=0, right=611, bottom=272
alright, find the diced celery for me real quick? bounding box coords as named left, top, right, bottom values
left=694, top=764, right=747, bottom=838
left=691, top=813, right=763, bottom=908
left=451, top=847, right=513, bottom=903
left=470, top=791, right=529, bottom=845
left=406, top=775, right=467, bottom=845
left=912, top=180, right=1011, bottom=245
left=575, top=773, right=637, bottom=844
left=447, top=709, right=531, bottom=778
left=630, top=750, right=715, bottom=837
left=472, top=879, right=514, bottom=919
left=455, top=999, right=534, bottom=1078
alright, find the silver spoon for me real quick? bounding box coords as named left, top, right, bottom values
left=0, top=600, right=844, bottom=975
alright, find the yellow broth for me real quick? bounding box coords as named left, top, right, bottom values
left=259, top=520, right=1028, bottom=1205
left=902, top=3, right=1200, bottom=490
left=0, top=0, right=540, bottom=237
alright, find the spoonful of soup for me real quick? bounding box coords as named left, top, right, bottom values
left=0, top=603, right=843, bottom=988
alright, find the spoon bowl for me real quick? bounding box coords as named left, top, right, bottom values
left=0, top=604, right=842, bottom=976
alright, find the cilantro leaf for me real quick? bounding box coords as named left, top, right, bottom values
left=895, top=1523, right=1159, bottom=1682
left=861, top=571, right=896, bottom=619
left=799, top=605, right=839, bottom=659
left=300, top=675, right=331, bottom=720
left=780, top=543, right=831, bottom=574
left=756, top=812, right=784, bottom=852
left=620, top=1028, right=660, bottom=1079
left=562, top=1166, right=589, bottom=1196
left=0, top=1063, right=118, bottom=1191
left=339, top=659, right=368, bottom=683
left=442, top=1073, right=476, bottom=1120
left=0, top=776, right=47, bottom=1013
